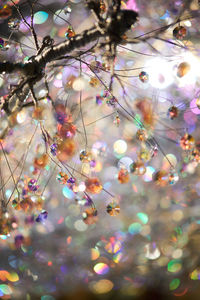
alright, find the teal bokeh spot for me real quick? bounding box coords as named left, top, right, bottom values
left=41, top=296, right=55, bottom=300
left=34, top=11, right=48, bottom=24
left=128, top=222, right=142, bottom=235
left=63, top=186, right=74, bottom=199
left=137, top=212, right=149, bottom=224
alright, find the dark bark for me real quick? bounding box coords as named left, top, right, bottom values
left=0, top=8, right=139, bottom=115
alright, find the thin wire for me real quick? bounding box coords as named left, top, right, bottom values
left=0, top=140, right=20, bottom=200
left=79, top=62, right=88, bottom=149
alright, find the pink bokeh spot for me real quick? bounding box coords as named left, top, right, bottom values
left=190, top=98, right=200, bottom=115
left=125, top=0, right=138, bottom=11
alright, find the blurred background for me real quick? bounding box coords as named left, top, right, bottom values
left=1, top=0, right=200, bottom=299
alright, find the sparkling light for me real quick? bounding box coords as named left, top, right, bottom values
left=145, top=58, right=174, bottom=89
left=34, top=11, right=48, bottom=24
left=94, top=263, right=109, bottom=275
left=113, top=140, right=127, bottom=154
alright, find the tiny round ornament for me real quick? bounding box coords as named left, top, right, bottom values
left=180, top=133, right=195, bottom=150
left=56, top=172, right=69, bottom=184
left=106, top=202, right=120, bottom=216
left=177, top=62, right=190, bottom=78
left=85, top=177, right=102, bottom=194
left=8, top=18, right=20, bottom=30
left=130, top=161, right=146, bottom=175
left=154, top=170, right=168, bottom=186
left=168, top=106, right=178, bottom=119
left=82, top=207, right=98, bottom=225
left=139, top=71, right=149, bottom=83
left=173, top=26, right=187, bottom=40
left=118, top=169, right=130, bottom=184
left=79, top=150, right=92, bottom=163
left=136, top=129, right=148, bottom=141
left=168, top=171, right=179, bottom=185
left=65, top=25, right=75, bottom=39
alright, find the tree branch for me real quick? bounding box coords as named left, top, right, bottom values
left=0, top=7, right=139, bottom=116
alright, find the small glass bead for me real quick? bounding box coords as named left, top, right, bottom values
left=136, top=129, right=148, bottom=141
left=139, top=71, right=149, bottom=83
left=8, top=18, right=20, bottom=30
left=56, top=172, right=69, bottom=184
left=106, top=202, right=120, bottom=216
left=168, top=106, right=178, bottom=119
left=65, top=26, right=75, bottom=39
left=130, top=161, right=146, bottom=175
left=82, top=207, right=98, bottom=225
left=118, top=169, right=130, bottom=184
left=79, top=150, right=92, bottom=163
left=85, top=177, right=102, bottom=194
left=173, top=26, right=187, bottom=40
left=180, top=133, right=195, bottom=150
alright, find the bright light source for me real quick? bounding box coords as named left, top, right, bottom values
left=145, top=58, right=174, bottom=89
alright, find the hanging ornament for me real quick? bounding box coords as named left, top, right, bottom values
left=173, top=26, right=187, bottom=40
left=85, top=177, right=102, bottom=194
left=138, top=147, right=151, bottom=162
left=56, top=172, right=69, bottom=184
left=57, top=122, right=76, bottom=138
left=106, top=202, right=120, bottom=216
left=106, top=96, right=117, bottom=107
left=118, top=168, right=130, bottom=184
left=139, top=71, right=149, bottom=83
left=177, top=62, right=190, bottom=78
left=57, top=139, right=76, bottom=162
left=79, top=150, right=92, bottom=163
left=150, top=145, right=158, bottom=158
left=96, top=95, right=104, bottom=105
left=191, top=148, right=200, bottom=163
left=35, top=210, right=48, bottom=223
left=33, top=196, right=44, bottom=211
left=0, top=214, right=13, bottom=235
left=100, top=0, right=106, bottom=14
left=67, top=177, right=76, bottom=190
left=19, top=198, right=35, bottom=213
left=89, top=77, right=99, bottom=87
left=168, top=106, right=178, bottom=120
left=28, top=179, right=39, bottom=192
left=168, top=170, right=179, bottom=185
left=55, top=104, right=69, bottom=124
left=180, top=133, right=195, bottom=150
left=102, top=61, right=110, bottom=71
left=82, top=207, right=98, bottom=225
left=34, top=153, right=49, bottom=170
left=153, top=170, right=168, bottom=186
left=75, top=194, right=93, bottom=206
left=130, top=161, right=146, bottom=175
left=114, top=114, right=120, bottom=126
left=65, top=25, right=75, bottom=39
left=12, top=199, right=21, bottom=210
left=64, top=5, right=72, bottom=15
left=0, top=37, right=10, bottom=51
left=50, top=143, right=58, bottom=156
left=136, top=129, right=148, bottom=141
left=8, top=18, right=20, bottom=30
left=0, top=37, right=5, bottom=49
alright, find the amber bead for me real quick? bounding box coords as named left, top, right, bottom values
left=85, top=177, right=102, bottom=194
